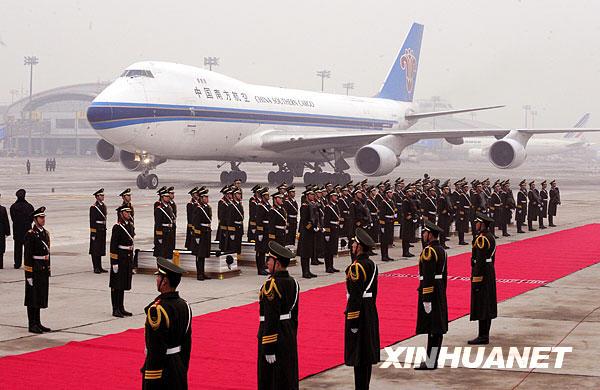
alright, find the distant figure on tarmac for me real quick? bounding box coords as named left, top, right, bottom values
left=0, top=192, right=10, bottom=269
left=45, top=158, right=49, bottom=172
left=10, top=189, right=34, bottom=269
left=26, top=160, right=31, bottom=175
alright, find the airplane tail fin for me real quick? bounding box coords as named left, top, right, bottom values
left=563, top=113, right=590, bottom=139
left=376, top=23, right=424, bottom=102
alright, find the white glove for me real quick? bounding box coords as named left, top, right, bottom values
left=265, top=354, right=276, bottom=364
left=91, top=237, right=95, bottom=241
left=350, top=328, right=358, bottom=334
left=423, top=302, right=432, bottom=314
left=26, top=278, right=33, bottom=286
left=380, top=228, right=384, bottom=233
left=325, top=236, right=330, bottom=242
left=257, top=235, right=263, bottom=241
left=112, top=264, right=118, bottom=273
left=158, top=239, right=162, bottom=243
left=195, top=238, right=200, bottom=244
left=251, top=229, right=256, bottom=234
left=230, top=235, right=235, bottom=240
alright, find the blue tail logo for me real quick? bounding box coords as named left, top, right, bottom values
left=377, top=23, right=424, bottom=102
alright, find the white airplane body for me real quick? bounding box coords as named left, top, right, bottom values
left=87, top=23, right=600, bottom=189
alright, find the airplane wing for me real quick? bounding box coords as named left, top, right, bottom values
left=404, top=105, right=505, bottom=121
left=260, top=127, right=600, bottom=153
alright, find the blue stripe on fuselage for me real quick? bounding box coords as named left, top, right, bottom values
left=87, top=102, right=396, bottom=131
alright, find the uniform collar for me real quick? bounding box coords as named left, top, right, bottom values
left=272, top=270, right=290, bottom=278
left=157, top=291, right=180, bottom=300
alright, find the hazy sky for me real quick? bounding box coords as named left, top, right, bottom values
left=2, top=0, right=600, bottom=138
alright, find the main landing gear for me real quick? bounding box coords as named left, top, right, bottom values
left=302, top=157, right=351, bottom=185
left=137, top=170, right=159, bottom=189
left=220, top=162, right=248, bottom=185
left=267, top=163, right=294, bottom=186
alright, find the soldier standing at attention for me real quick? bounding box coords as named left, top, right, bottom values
left=167, top=187, right=178, bottom=253
left=0, top=193, right=10, bottom=269
left=227, top=187, right=245, bottom=257
left=247, top=185, right=261, bottom=242
left=192, top=187, right=212, bottom=281
left=89, top=188, right=108, bottom=274
left=109, top=205, right=135, bottom=317
left=490, top=181, right=503, bottom=239
left=401, top=185, right=416, bottom=258
left=10, top=189, right=34, bottom=269
left=548, top=180, right=561, bottom=227
left=414, top=221, right=448, bottom=370
left=468, top=212, right=497, bottom=345
left=365, top=187, right=380, bottom=244
left=142, top=258, right=192, bottom=389
left=436, top=181, right=452, bottom=249
left=323, top=190, right=341, bottom=273
left=538, top=180, right=548, bottom=229
left=379, top=186, right=396, bottom=262
left=185, top=187, right=199, bottom=250
left=516, top=180, right=528, bottom=233
left=255, top=188, right=271, bottom=276
left=297, top=187, right=318, bottom=278
left=267, top=191, right=288, bottom=247
left=257, top=241, right=300, bottom=390
left=154, top=188, right=175, bottom=260
left=284, top=186, right=299, bottom=246
left=527, top=180, right=540, bottom=231
left=345, top=228, right=380, bottom=390
left=24, top=207, right=52, bottom=334
left=217, top=186, right=230, bottom=251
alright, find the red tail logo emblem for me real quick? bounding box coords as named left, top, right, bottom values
left=400, top=48, right=417, bottom=93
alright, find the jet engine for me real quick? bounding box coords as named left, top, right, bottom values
left=96, top=139, right=119, bottom=162
left=488, top=138, right=527, bottom=169
left=355, top=144, right=400, bottom=176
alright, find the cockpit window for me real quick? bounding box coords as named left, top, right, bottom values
left=120, top=69, right=154, bottom=78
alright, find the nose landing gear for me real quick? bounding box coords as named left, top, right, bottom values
left=136, top=170, right=159, bottom=189
left=219, top=161, right=248, bottom=185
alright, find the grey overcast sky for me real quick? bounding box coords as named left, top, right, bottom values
left=1, top=0, right=600, bottom=135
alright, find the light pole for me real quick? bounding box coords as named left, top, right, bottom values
left=9, top=89, right=19, bottom=104
left=204, top=57, right=219, bottom=71
left=522, top=105, right=531, bottom=128
left=342, top=82, right=354, bottom=96
left=530, top=110, right=537, bottom=128
left=24, top=56, right=39, bottom=156
left=316, top=70, right=331, bottom=92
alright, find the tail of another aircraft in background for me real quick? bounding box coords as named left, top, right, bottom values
left=376, top=23, right=424, bottom=102
left=563, top=113, right=590, bottom=139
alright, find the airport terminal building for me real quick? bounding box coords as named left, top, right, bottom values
left=1, top=83, right=107, bottom=156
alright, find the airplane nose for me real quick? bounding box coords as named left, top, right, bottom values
left=87, top=103, right=112, bottom=130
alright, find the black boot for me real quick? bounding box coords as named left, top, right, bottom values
left=0, top=254, right=3, bottom=269
left=36, top=308, right=51, bottom=332
left=301, top=257, right=312, bottom=279
left=111, top=290, right=124, bottom=317
left=28, top=307, right=42, bottom=333
left=92, top=255, right=101, bottom=273
left=256, top=253, right=268, bottom=276
left=325, top=256, right=335, bottom=273
left=528, top=220, right=536, bottom=231
left=468, top=319, right=490, bottom=344
left=549, top=216, right=556, bottom=227
left=415, top=334, right=442, bottom=370
left=119, top=290, right=132, bottom=316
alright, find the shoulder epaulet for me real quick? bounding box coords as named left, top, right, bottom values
left=419, top=246, right=438, bottom=262
left=346, top=261, right=367, bottom=282
left=147, top=301, right=170, bottom=331
left=259, top=278, right=282, bottom=300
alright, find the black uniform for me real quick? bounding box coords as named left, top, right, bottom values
left=457, top=192, right=471, bottom=244
left=344, top=254, right=380, bottom=390
left=154, top=202, right=175, bottom=259
left=24, top=225, right=50, bottom=330
left=141, top=292, right=192, bottom=389
left=297, top=200, right=319, bottom=277
left=89, top=201, right=108, bottom=272
left=169, top=199, right=178, bottom=254
left=217, top=198, right=229, bottom=251
left=527, top=189, right=541, bottom=230
left=393, top=190, right=405, bottom=239
left=539, top=188, right=548, bottom=228
left=185, top=199, right=197, bottom=250
left=349, top=199, right=370, bottom=239
left=378, top=197, right=396, bottom=261
left=323, top=202, right=340, bottom=272
left=109, top=221, right=135, bottom=315
left=257, top=273, right=300, bottom=390
left=255, top=201, right=271, bottom=274
left=548, top=186, right=561, bottom=226
left=267, top=204, right=288, bottom=246
left=415, top=240, right=448, bottom=368
left=10, top=194, right=34, bottom=268
left=192, top=202, right=212, bottom=280
left=490, top=191, right=502, bottom=237
left=470, top=231, right=497, bottom=341
left=226, top=200, right=244, bottom=254
left=516, top=189, right=528, bottom=232
left=436, top=195, right=452, bottom=247
left=365, top=198, right=379, bottom=243
left=284, top=198, right=299, bottom=246
left=422, top=195, right=437, bottom=225
left=401, top=197, right=416, bottom=256
left=248, top=196, right=258, bottom=242
left=0, top=204, right=10, bottom=268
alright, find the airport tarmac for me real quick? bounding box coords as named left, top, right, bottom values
left=0, top=156, right=599, bottom=389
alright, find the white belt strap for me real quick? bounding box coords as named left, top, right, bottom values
left=419, top=274, right=443, bottom=280
left=200, top=223, right=210, bottom=227
left=118, top=245, right=133, bottom=250
left=275, top=225, right=286, bottom=230
left=162, top=223, right=172, bottom=227
left=362, top=264, right=377, bottom=298
left=166, top=346, right=181, bottom=355
left=96, top=220, right=106, bottom=224
left=33, top=255, right=48, bottom=260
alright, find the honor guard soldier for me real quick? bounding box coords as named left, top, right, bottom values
left=89, top=188, right=108, bottom=273
left=154, top=188, right=175, bottom=260
left=345, top=228, right=380, bottom=390
left=120, top=188, right=137, bottom=269
left=255, top=188, right=271, bottom=276
left=167, top=187, right=177, bottom=254
left=538, top=180, right=548, bottom=229
left=217, top=186, right=231, bottom=251
left=192, top=187, right=212, bottom=280
left=468, top=212, right=497, bottom=345
left=457, top=182, right=472, bottom=245
left=267, top=191, right=288, bottom=246
left=422, top=186, right=437, bottom=224
left=401, top=185, right=416, bottom=257
left=379, top=186, right=396, bottom=262
left=297, top=187, right=319, bottom=278
left=415, top=221, right=448, bottom=370
left=109, top=205, right=135, bottom=317
left=337, top=185, right=352, bottom=246
left=185, top=187, right=199, bottom=250
left=500, top=181, right=514, bottom=237
left=248, top=185, right=261, bottom=242
left=365, top=187, right=380, bottom=243
left=349, top=189, right=370, bottom=240
left=471, top=181, right=486, bottom=238
left=516, top=180, right=528, bottom=233
left=258, top=241, right=300, bottom=390
left=323, top=190, right=341, bottom=273
left=436, top=181, right=452, bottom=249
left=0, top=192, right=9, bottom=269
left=10, top=189, right=34, bottom=269
left=548, top=180, right=560, bottom=227
left=284, top=186, right=299, bottom=246
left=527, top=180, right=540, bottom=231
left=313, top=187, right=326, bottom=265
left=226, top=187, right=245, bottom=256
left=490, top=181, right=503, bottom=238
left=24, top=207, right=52, bottom=334
left=142, top=258, right=192, bottom=389
left=394, top=179, right=405, bottom=240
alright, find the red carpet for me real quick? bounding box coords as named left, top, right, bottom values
left=2, top=224, right=600, bottom=389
